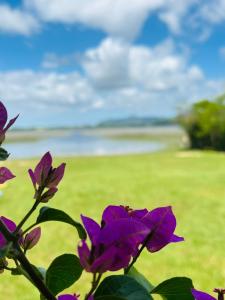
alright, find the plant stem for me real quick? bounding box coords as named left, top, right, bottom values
left=85, top=273, right=102, bottom=300
left=16, top=248, right=56, bottom=300
left=15, top=186, right=45, bottom=234
left=15, top=200, right=39, bottom=234
left=0, top=220, right=56, bottom=300
left=124, top=230, right=155, bottom=274
left=4, top=266, right=15, bottom=271
left=124, top=242, right=146, bottom=274
left=217, top=292, right=224, bottom=300
left=125, top=209, right=171, bottom=274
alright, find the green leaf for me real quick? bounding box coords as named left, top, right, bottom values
left=95, top=275, right=153, bottom=300
left=127, top=267, right=154, bottom=293
left=46, top=254, right=83, bottom=296
left=36, top=206, right=86, bottom=240
left=150, top=277, right=194, bottom=300
left=0, top=147, right=9, bottom=161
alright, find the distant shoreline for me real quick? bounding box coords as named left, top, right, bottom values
left=6, top=128, right=73, bottom=143
left=7, top=125, right=183, bottom=143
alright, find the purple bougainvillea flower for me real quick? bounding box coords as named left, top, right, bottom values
left=192, top=289, right=225, bottom=300
left=99, top=218, right=148, bottom=253
left=192, top=289, right=216, bottom=300
left=58, top=294, right=79, bottom=300
left=0, top=167, right=15, bottom=184
left=0, top=101, right=19, bottom=144
left=79, top=205, right=183, bottom=273
left=139, top=206, right=184, bottom=252
left=102, top=205, right=129, bottom=225
left=28, top=152, right=65, bottom=201
left=78, top=214, right=149, bottom=273
left=102, top=205, right=149, bottom=226
left=21, top=227, right=41, bottom=251
left=102, top=205, right=184, bottom=253
left=0, top=216, right=17, bottom=248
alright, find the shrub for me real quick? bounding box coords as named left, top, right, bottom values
left=178, top=95, right=225, bottom=151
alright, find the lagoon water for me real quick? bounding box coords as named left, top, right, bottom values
left=5, top=130, right=165, bottom=159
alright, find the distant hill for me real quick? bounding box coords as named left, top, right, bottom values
left=11, top=116, right=175, bottom=131
left=97, top=116, right=175, bottom=128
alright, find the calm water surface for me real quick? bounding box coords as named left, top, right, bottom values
left=6, top=130, right=165, bottom=159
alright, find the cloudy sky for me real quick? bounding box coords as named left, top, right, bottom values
left=1, top=0, right=225, bottom=127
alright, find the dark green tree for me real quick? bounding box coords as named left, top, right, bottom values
left=178, top=94, right=225, bottom=150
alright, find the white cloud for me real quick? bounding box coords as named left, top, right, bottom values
left=26, top=0, right=206, bottom=40
left=83, top=38, right=130, bottom=88
left=82, top=38, right=205, bottom=95
left=0, top=70, right=97, bottom=108
left=159, top=0, right=198, bottom=34
left=0, top=4, right=39, bottom=35
left=25, top=0, right=223, bottom=41
left=187, top=1, right=225, bottom=42
left=198, top=0, right=225, bottom=24
left=1, top=37, right=223, bottom=126
left=42, top=53, right=79, bottom=69
left=0, top=0, right=223, bottom=40
left=25, top=0, right=166, bottom=40
left=0, top=0, right=224, bottom=41
left=82, top=37, right=224, bottom=114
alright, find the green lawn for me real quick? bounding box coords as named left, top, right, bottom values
left=0, top=150, right=225, bottom=299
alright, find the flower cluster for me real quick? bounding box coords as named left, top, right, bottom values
left=78, top=205, right=184, bottom=273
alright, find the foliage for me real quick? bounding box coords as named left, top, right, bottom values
left=178, top=94, right=225, bottom=150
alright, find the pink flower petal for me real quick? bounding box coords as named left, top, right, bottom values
left=0, top=102, right=8, bottom=129
left=0, top=167, right=15, bottom=184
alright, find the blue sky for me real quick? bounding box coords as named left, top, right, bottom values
left=1, top=0, right=225, bottom=127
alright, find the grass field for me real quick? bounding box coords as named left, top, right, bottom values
left=0, top=149, right=225, bottom=299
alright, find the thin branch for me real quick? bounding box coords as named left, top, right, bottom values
left=15, top=201, right=39, bottom=234
left=0, top=220, right=56, bottom=300
left=85, top=273, right=102, bottom=300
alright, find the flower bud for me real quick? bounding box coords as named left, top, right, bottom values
left=22, top=227, right=41, bottom=251
left=28, top=152, right=66, bottom=202
left=40, top=187, right=58, bottom=203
